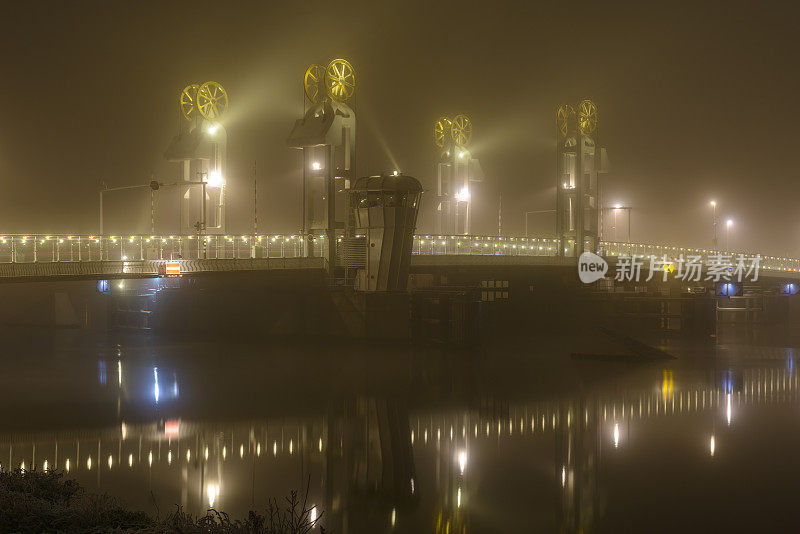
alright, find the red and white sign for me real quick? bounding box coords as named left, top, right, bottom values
left=164, top=420, right=180, bottom=438
left=165, top=261, right=181, bottom=275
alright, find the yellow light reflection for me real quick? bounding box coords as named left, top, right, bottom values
left=207, top=483, right=220, bottom=508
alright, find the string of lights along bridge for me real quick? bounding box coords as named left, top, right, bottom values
left=3, top=60, right=793, bottom=279
left=0, top=234, right=799, bottom=279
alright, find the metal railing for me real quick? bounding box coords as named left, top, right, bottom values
left=1, top=233, right=798, bottom=274
left=0, top=234, right=325, bottom=263
left=413, top=235, right=560, bottom=256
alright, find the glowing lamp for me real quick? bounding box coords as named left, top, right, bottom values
left=207, top=170, right=224, bottom=187
left=164, top=420, right=180, bottom=438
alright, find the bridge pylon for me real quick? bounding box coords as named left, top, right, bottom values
left=287, top=59, right=357, bottom=265
left=433, top=115, right=484, bottom=235
left=555, top=100, right=608, bottom=257
left=164, top=82, right=230, bottom=236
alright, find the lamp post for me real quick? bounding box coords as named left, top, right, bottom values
left=726, top=219, right=733, bottom=251
left=99, top=180, right=167, bottom=236
left=710, top=200, right=717, bottom=249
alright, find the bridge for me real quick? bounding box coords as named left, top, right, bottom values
left=1, top=232, right=798, bottom=281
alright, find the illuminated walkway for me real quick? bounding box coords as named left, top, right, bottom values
left=0, top=233, right=798, bottom=279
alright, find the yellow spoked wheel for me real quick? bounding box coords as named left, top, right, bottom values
left=180, top=84, right=200, bottom=121
left=556, top=104, right=575, bottom=137
left=303, top=64, right=324, bottom=103
left=578, top=99, right=598, bottom=135
left=434, top=117, right=452, bottom=148
left=197, top=81, right=229, bottom=121
left=326, top=58, right=355, bottom=102
left=450, top=114, right=472, bottom=146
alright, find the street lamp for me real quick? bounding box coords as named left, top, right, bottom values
left=710, top=200, right=717, bottom=249
left=726, top=219, right=733, bottom=251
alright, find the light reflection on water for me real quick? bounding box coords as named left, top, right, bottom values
left=1, top=333, right=800, bottom=532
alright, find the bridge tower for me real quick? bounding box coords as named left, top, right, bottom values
left=164, top=82, right=229, bottom=235
left=555, top=99, right=608, bottom=257
left=434, top=115, right=484, bottom=235
left=287, top=59, right=356, bottom=264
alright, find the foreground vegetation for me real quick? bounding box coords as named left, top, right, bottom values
left=0, top=469, right=322, bottom=534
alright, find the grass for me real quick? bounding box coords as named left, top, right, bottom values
left=0, top=469, right=323, bottom=533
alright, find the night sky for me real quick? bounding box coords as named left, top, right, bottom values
left=0, top=2, right=797, bottom=255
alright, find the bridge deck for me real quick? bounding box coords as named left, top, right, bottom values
left=0, top=233, right=797, bottom=280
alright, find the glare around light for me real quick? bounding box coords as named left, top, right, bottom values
left=207, top=483, right=220, bottom=508
left=207, top=170, right=225, bottom=188
left=311, top=161, right=322, bottom=171
left=206, top=123, right=219, bottom=135
left=726, top=394, right=732, bottom=425
left=458, top=450, right=467, bottom=474
left=455, top=186, right=470, bottom=202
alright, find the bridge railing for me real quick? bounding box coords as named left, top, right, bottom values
left=2, top=234, right=799, bottom=274
left=0, top=234, right=326, bottom=263
left=0, top=233, right=562, bottom=263
left=413, top=235, right=560, bottom=256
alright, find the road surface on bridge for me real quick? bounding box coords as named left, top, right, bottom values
left=0, top=233, right=797, bottom=280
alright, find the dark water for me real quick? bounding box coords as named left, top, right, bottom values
left=1, top=327, right=799, bottom=533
